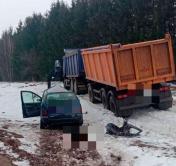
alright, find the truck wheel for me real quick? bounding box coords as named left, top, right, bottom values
left=88, top=84, right=96, bottom=103
left=74, top=79, right=80, bottom=95
left=101, top=89, right=108, bottom=109
left=109, top=95, right=117, bottom=113
left=154, top=101, right=172, bottom=110
left=115, top=100, right=133, bottom=118
left=152, top=87, right=172, bottom=111
left=70, top=79, right=74, bottom=92
left=64, top=79, right=68, bottom=90
left=64, top=79, right=66, bottom=89
left=109, top=93, right=133, bottom=118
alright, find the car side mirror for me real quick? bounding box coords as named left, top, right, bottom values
left=83, top=112, right=88, bottom=115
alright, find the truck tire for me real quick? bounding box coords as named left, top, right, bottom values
left=154, top=100, right=173, bottom=110
left=101, top=88, right=108, bottom=109
left=70, top=79, right=74, bottom=92
left=109, top=92, right=133, bottom=118
left=88, top=84, right=96, bottom=103
left=115, top=100, right=133, bottom=118
left=109, top=95, right=117, bottom=113
left=152, top=87, right=172, bottom=111
left=64, top=79, right=69, bottom=90
left=64, top=79, right=66, bottom=89
left=74, top=79, right=80, bottom=95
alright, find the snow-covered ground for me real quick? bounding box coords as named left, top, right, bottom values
left=78, top=90, right=176, bottom=166
left=0, top=82, right=176, bottom=166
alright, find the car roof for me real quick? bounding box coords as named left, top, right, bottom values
left=45, top=86, right=72, bottom=94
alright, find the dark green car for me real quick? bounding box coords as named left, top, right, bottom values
left=21, top=87, right=83, bottom=129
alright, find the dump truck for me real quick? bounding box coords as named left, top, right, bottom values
left=63, top=49, right=87, bottom=94
left=61, top=34, right=175, bottom=117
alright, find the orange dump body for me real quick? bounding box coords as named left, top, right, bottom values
left=81, top=34, right=175, bottom=90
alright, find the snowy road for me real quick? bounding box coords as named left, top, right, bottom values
left=0, top=82, right=176, bottom=166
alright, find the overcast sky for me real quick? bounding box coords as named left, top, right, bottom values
left=0, top=0, right=71, bottom=36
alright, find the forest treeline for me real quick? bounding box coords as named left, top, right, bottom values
left=0, top=0, right=176, bottom=81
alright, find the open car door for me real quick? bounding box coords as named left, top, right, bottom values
left=21, top=91, right=42, bottom=118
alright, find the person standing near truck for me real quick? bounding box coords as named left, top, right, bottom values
left=47, top=60, right=63, bottom=89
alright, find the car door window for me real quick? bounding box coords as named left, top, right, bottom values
left=21, top=91, right=41, bottom=118
left=22, top=92, right=41, bottom=104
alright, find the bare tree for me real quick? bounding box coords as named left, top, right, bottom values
left=0, top=28, right=14, bottom=81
